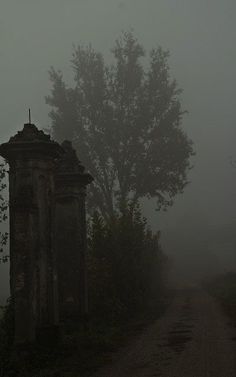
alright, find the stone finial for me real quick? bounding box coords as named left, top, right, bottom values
left=9, top=123, right=50, bottom=143
left=0, top=123, right=64, bottom=161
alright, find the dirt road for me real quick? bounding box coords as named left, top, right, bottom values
left=91, top=289, right=236, bottom=377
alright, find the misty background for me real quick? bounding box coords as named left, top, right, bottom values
left=1, top=0, right=236, bottom=299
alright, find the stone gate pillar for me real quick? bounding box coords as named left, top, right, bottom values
left=0, top=123, right=64, bottom=344
left=55, top=141, right=93, bottom=323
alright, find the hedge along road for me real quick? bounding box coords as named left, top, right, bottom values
left=90, top=289, right=236, bottom=377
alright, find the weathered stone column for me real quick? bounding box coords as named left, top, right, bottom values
left=0, top=123, right=64, bottom=344
left=55, top=141, right=93, bottom=323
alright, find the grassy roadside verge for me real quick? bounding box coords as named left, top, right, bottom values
left=204, top=272, right=236, bottom=325
left=1, top=292, right=173, bottom=377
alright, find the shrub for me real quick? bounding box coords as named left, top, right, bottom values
left=0, top=298, right=14, bottom=376
left=87, top=204, right=167, bottom=323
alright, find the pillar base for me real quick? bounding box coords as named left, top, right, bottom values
left=36, top=325, right=61, bottom=347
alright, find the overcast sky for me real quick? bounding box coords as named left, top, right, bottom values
left=1, top=0, right=236, bottom=294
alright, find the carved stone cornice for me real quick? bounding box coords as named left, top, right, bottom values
left=55, top=140, right=93, bottom=188
left=0, top=123, right=64, bottom=162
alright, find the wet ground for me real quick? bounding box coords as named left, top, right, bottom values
left=91, top=289, right=236, bottom=377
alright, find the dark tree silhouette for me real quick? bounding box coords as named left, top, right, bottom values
left=0, top=162, right=8, bottom=262
left=87, top=204, right=167, bottom=319
left=46, top=31, right=194, bottom=220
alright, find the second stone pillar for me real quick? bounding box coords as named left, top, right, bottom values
left=55, top=141, right=93, bottom=323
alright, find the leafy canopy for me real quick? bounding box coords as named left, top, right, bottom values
left=46, top=31, right=194, bottom=220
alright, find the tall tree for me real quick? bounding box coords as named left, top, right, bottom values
left=46, top=32, right=194, bottom=220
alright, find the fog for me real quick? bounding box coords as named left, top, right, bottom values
left=1, top=0, right=236, bottom=299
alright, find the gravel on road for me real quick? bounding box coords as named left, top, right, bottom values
left=90, top=289, right=236, bottom=377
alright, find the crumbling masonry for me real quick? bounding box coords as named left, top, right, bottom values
left=0, top=123, right=93, bottom=344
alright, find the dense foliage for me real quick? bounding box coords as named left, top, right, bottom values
left=46, top=31, right=194, bottom=220
left=0, top=299, right=14, bottom=375
left=0, top=162, right=8, bottom=263
left=0, top=205, right=168, bottom=376
left=87, top=204, right=168, bottom=322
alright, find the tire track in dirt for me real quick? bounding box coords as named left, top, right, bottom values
left=90, top=289, right=236, bottom=377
